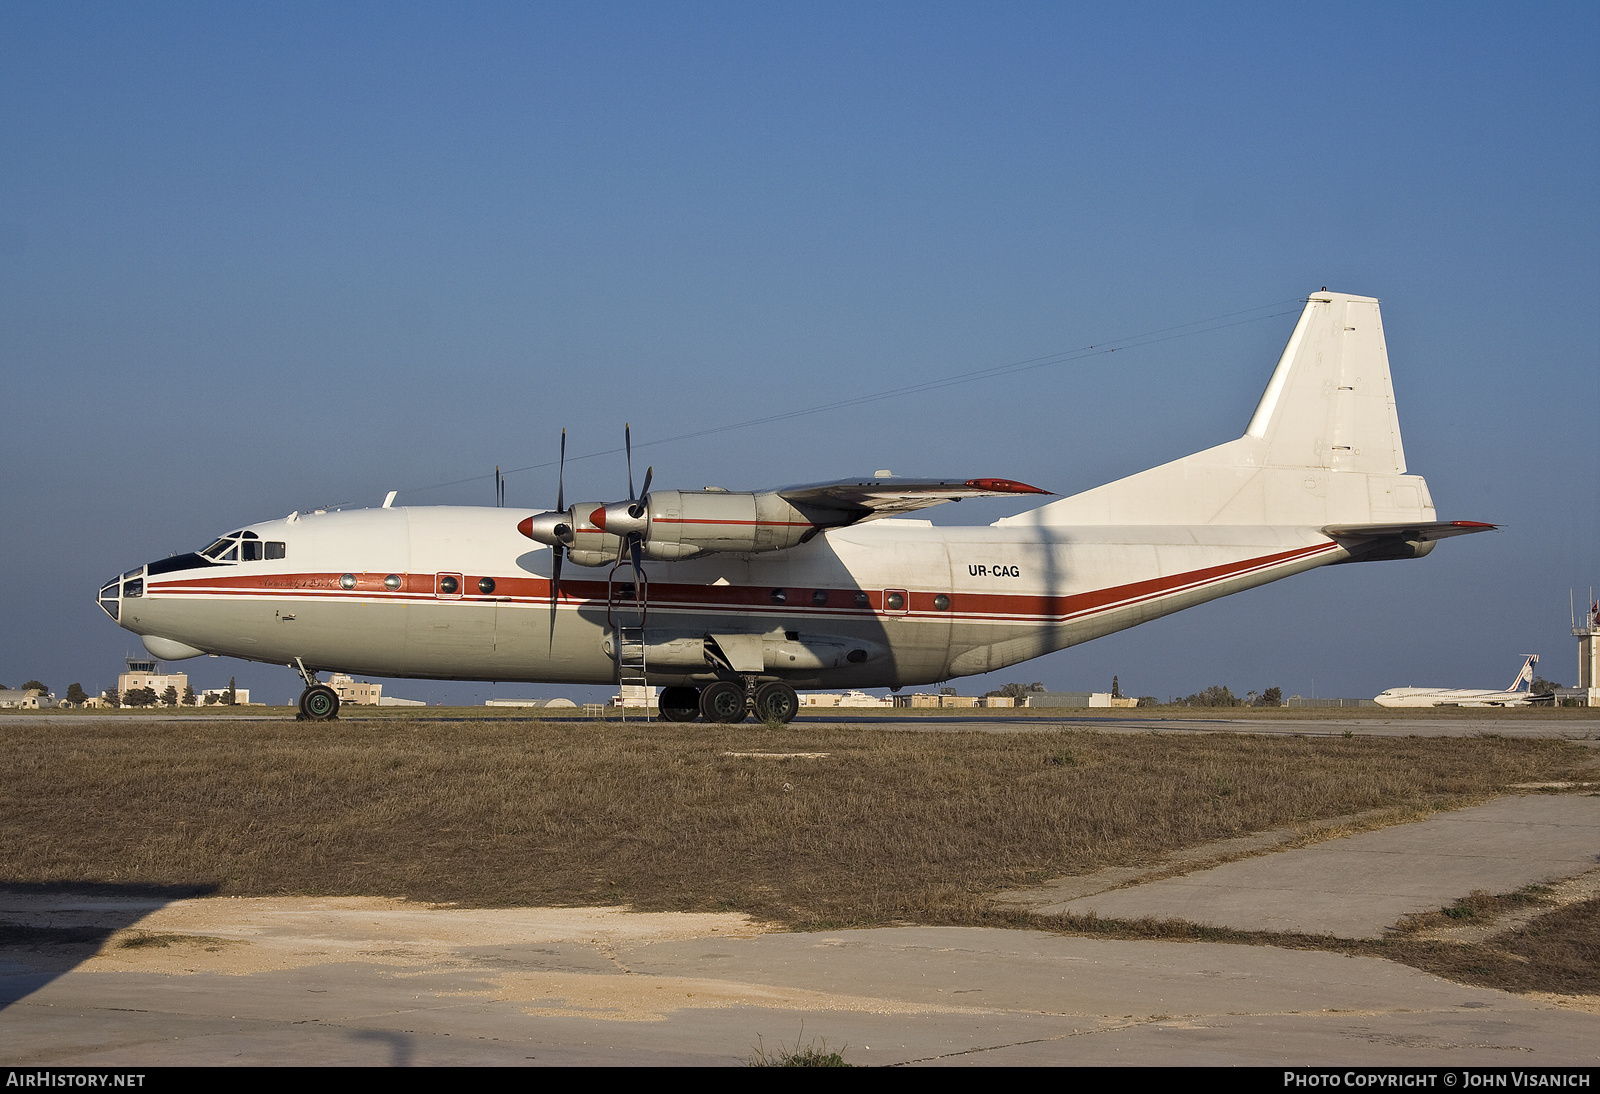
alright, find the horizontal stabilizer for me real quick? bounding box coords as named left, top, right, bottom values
left=1323, top=520, right=1497, bottom=543
left=1322, top=520, right=1495, bottom=563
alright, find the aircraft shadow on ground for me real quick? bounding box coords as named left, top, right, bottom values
left=0, top=880, right=219, bottom=1011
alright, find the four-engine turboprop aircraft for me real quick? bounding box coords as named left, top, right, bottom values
left=1374, top=654, right=1544, bottom=708
left=98, top=290, right=1493, bottom=722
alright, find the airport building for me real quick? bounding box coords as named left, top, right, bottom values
left=1023, top=692, right=1138, bottom=708
left=329, top=673, right=383, bottom=705
left=1572, top=597, right=1600, bottom=706
left=799, top=690, right=894, bottom=708
left=325, top=673, right=424, bottom=707
left=109, top=658, right=251, bottom=706
left=0, top=688, right=54, bottom=709
left=115, top=658, right=188, bottom=703
left=611, top=684, right=658, bottom=710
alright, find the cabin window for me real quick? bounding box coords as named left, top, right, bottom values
left=854, top=592, right=870, bottom=608
left=477, top=577, right=496, bottom=594
left=265, top=541, right=286, bottom=559
left=384, top=574, right=402, bottom=590
left=933, top=594, right=950, bottom=611
left=770, top=588, right=787, bottom=604
left=339, top=574, right=357, bottom=590
left=811, top=589, right=828, bottom=606
left=438, top=575, right=460, bottom=596
left=885, top=591, right=905, bottom=611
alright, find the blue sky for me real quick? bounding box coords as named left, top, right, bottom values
left=2, top=2, right=1596, bottom=704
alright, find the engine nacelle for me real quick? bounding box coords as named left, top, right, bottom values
left=521, top=489, right=837, bottom=566
left=636, top=490, right=816, bottom=560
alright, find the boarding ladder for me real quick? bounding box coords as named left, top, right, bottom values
left=606, top=563, right=651, bottom=722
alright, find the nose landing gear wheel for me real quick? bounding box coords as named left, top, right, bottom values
left=753, top=681, right=799, bottom=724
left=699, top=680, right=748, bottom=723
left=659, top=686, right=701, bottom=722
left=298, top=684, right=340, bottom=721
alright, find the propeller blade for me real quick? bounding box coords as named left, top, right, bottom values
left=624, top=422, right=635, bottom=500
left=550, top=429, right=568, bottom=645
left=548, top=545, right=564, bottom=643
left=629, top=534, right=644, bottom=595
left=556, top=428, right=566, bottom=513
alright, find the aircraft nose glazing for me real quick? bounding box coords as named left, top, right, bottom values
left=97, top=574, right=125, bottom=621
left=96, top=564, right=146, bottom=622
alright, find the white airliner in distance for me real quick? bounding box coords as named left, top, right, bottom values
left=98, top=290, right=1494, bottom=722
left=1374, top=654, right=1544, bottom=708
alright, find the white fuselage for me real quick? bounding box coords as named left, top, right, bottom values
left=106, top=505, right=1351, bottom=688
left=98, top=292, right=1487, bottom=696
left=1373, top=687, right=1534, bottom=708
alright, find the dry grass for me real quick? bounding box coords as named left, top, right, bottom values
left=2, top=718, right=1589, bottom=931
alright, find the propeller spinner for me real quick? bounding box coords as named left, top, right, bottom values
left=516, top=425, right=655, bottom=626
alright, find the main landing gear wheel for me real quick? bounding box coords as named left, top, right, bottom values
left=753, top=681, right=799, bottom=724
left=699, top=680, right=748, bottom=724
left=298, top=684, right=340, bottom=721
left=659, top=686, right=701, bottom=722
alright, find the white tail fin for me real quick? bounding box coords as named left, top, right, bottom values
left=1509, top=654, right=1538, bottom=692
left=1001, top=291, right=1438, bottom=528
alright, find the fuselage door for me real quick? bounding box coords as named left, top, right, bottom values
left=435, top=572, right=463, bottom=599
left=882, top=589, right=909, bottom=616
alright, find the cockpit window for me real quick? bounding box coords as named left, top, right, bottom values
left=200, top=532, right=286, bottom=564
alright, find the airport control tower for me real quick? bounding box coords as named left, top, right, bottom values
left=1575, top=595, right=1600, bottom=707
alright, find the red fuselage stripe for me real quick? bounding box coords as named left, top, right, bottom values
left=144, top=541, right=1338, bottom=624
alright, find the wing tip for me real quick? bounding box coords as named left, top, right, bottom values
left=965, top=478, right=1053, bottom=495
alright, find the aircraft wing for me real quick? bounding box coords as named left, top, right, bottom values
left=777, top=477, right=1052, bottom=522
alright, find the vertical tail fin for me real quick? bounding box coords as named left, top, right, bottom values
left=1244, top=292, right=1407, bottom=475
left=1510, top=654, right=1538, bottom=692
left=1001, top=290, right=1438, bottom=529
